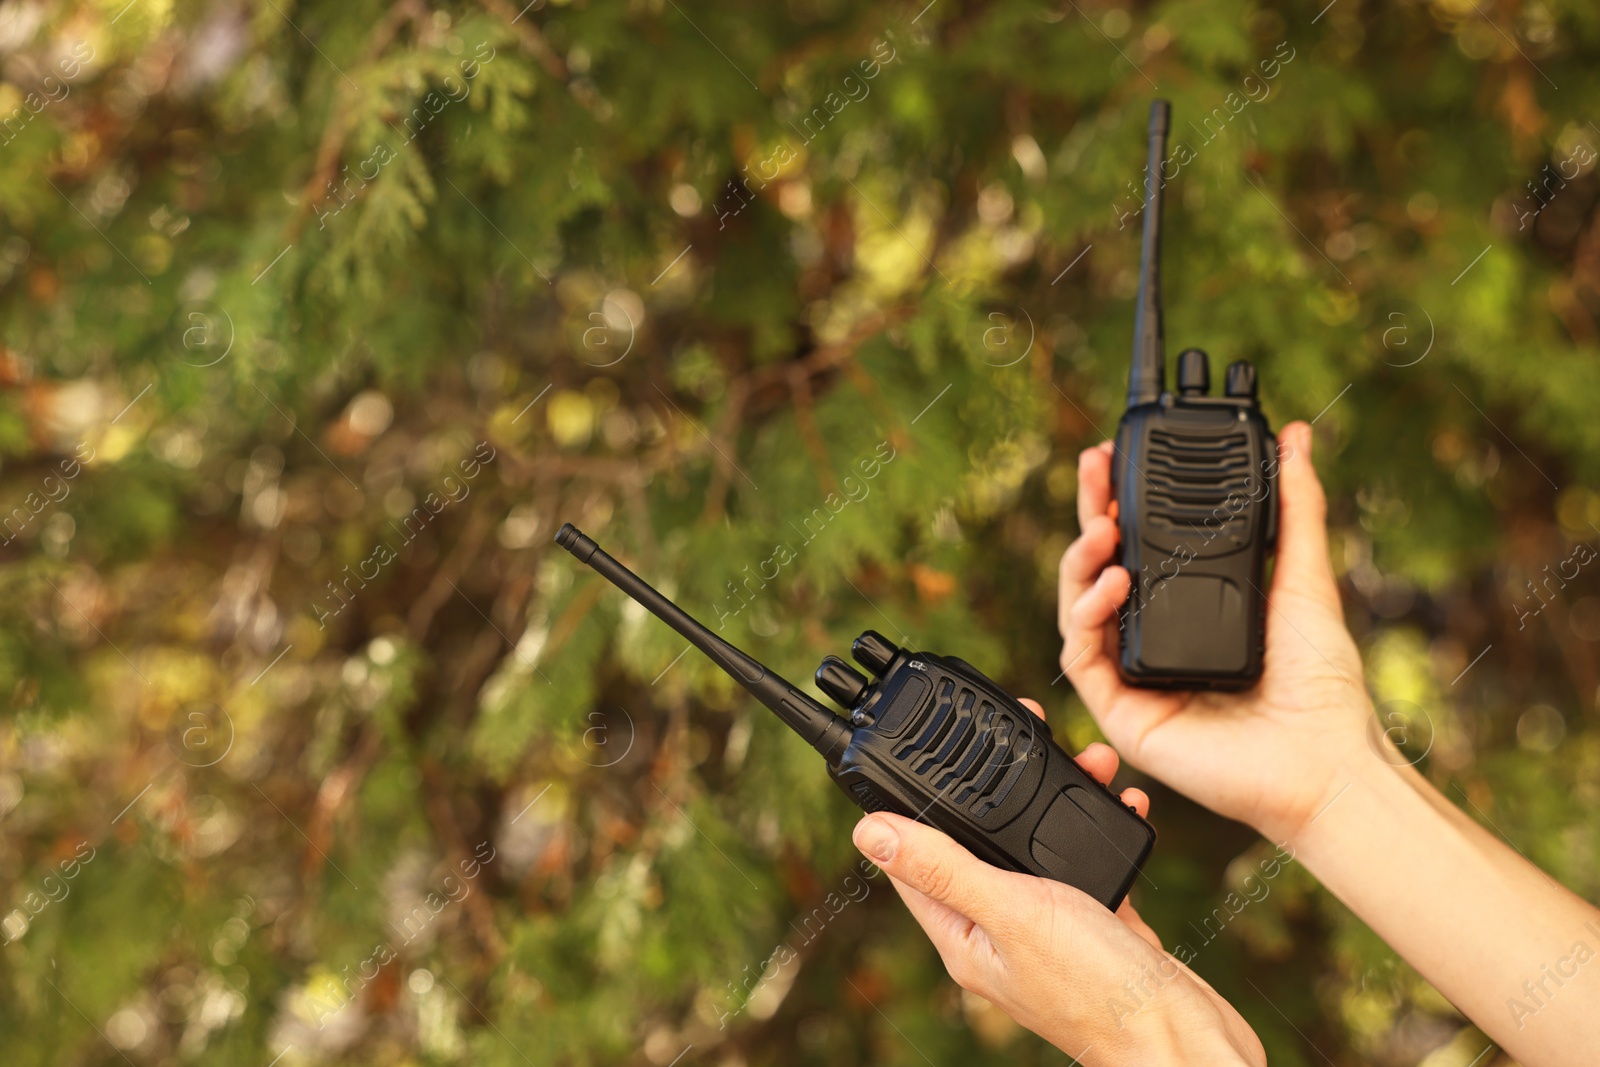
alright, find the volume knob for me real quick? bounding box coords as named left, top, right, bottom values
left=816, top=656, right=871, bottom=709
left=1224, top=360, right=1258, bottom=400
left=850, top=630, right=900, bottom=676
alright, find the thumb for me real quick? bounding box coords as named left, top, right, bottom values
left=1271, top=421, right=1339, bottom=606
left=852, top=814, right=1011, bottom=930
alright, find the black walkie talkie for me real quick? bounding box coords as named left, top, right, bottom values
left=1112, top=101, right=1278, bottom=690
left=557, top=524, right=1154, bottom=910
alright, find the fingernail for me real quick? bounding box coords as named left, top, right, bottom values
left=853, top=817, right=899, bottom=864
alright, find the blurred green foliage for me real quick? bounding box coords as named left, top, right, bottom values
left=0, top=1, right=1598, bottom=1065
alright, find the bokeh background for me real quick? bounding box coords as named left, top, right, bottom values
left=2, top=0, right=1598, bottom=1064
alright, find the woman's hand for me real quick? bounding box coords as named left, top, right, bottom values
left=852, top=704, right=1264, bottom=1066
left=1059, top=421, right=1371, bottom=842
left=1057, top=421, right=1600, bottom=1066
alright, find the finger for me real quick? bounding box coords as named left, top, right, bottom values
left=1270, top=421, right=1339, bottom=606
left=886, top=874, right=978, bottom=949
left=1075, top=741, right=1120, bottom=785
left=1057, top=514, right=1119, bottom=640
left=884, top=875, right=1001, bottom=995
left=1076, top=441, right=1115, bottom=532
left=852, top=814, right=1015, bottom=930
left=1018, top=697, right=1047, bottom=722
left=1120, top=787, right=1150, bottom=819
left=1062, top=566, right=1132, bottom=711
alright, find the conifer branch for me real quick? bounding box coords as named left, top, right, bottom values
left=478, top=0, right=569, bottom=81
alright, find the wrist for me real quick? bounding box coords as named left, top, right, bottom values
left=1245, top=691, right=1378, bottom=845
left=1079, top=979, right=1259, bottom=1067
left=1277, top=741, right=1431, bottom=870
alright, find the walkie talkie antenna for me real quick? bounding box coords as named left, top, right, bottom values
left=1128, top=99, right=1171, bottom=407
left=555, top=523, right=854, bottom=759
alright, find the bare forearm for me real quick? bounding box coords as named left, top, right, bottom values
left=1285, top=751, right=1600, bottom=1065
left=1075, top=990, right=1262, bottom=1067
left=1387, top=760, right=1558, bottom=884
left=1395, top=760, right=1531, bottom=866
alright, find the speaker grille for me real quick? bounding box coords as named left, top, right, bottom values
left=1145, top=427, right=1255, bottom=531
left=895, top=679, right=1030, bottom=818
